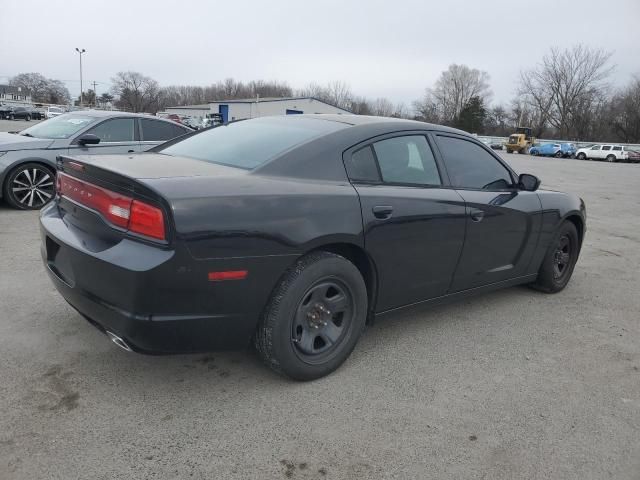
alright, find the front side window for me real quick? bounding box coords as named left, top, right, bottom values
left=141, top=118, right=188, bottom=141
left=86, top=118, right=135, bottom=142
left=372, top=136, right=441, bottom=186
left=602, top=146, right=611, bottom=151
left=591, top=145, right=601, bottom=150
left=437, top=136, right=513, bottom=190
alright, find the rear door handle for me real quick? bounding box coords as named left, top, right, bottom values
left=372, top=205, right=393, bottom=219
left=469, top=208, right=485, bottom=222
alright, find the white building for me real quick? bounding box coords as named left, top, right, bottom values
left=0, top=85, right=32, bottom=106
left=164, top=97, right=352, bottom=124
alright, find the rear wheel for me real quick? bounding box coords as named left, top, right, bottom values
left=255, top=251, right=368, bottom=381
left=25, top=114, right=31, bottom=121
left=531, top=221, right=579, bottom=293
left=606, top=154, right=616, bottom=163
left=3, top=163, right=55, bottom=210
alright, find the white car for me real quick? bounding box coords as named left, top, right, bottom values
left=575, top=144, right=630, bottom=162
left=45, top=106, right=65, bottom=119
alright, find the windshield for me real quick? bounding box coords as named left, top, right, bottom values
left=159, top=116, right=348, bottom=169
left=20, top=113, right=95, bottom=139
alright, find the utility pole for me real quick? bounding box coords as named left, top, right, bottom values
left=75, top=48, right=86, bottom=107
left=92, top=81, right=98, bottom=107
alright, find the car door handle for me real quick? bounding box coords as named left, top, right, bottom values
left=127, top=150, right=135, bottom=153
left=469, top=208, right=485, bottom=222
left=372, top=205, right=393, bottom=219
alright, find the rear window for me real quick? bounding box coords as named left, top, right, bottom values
left=159, top=117, right=348, bottom=169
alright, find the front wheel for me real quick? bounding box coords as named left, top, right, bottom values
left=25, top=114, right=31, bottom=121
left=576, top=153, right=586, bottom=160
left=255, top=251, right=368, bottom=380
left=554, top=151, right=563, bottom=158
left=531, top=221, right=579, bottom=293
left=3, top=163, right=56, bottom=210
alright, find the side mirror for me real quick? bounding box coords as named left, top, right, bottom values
left=518, top=173, right=541, bottom=192
left=76, top=133, right=100, bottom=146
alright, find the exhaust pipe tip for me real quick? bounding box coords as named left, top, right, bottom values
left=106, top=331, right=133, bottom=352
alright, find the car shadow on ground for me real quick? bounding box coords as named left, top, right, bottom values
left=51, top=284, right=538, bottom=391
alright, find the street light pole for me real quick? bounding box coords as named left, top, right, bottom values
left=75, top=48, right=86, bottom=108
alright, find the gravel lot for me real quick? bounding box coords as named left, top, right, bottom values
left=0, top=153, right=639, bottom=479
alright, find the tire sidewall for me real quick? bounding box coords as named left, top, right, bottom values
left=261, top=253, right=367, bottom=380
left=537, top=222, right=579, bottom=292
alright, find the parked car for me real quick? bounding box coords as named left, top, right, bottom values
left=0, top=111, right=192, bottom=209
left=490, top=141, right=504, bottom=150
left=6, top=106, right=40, bottom=121
left=0, top=104, right=13, bottom=119
left=529, top=142, right=575, bottom=158
left=40, top=114, right=586, bottom=380
left=626, top=150, right=640, bottom=163
left=45, top=106, right=65, bottom=119
left=575, top=144, right=630, bottom=162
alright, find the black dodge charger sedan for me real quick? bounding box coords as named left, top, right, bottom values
left=40, top=115, right=586, bottom=380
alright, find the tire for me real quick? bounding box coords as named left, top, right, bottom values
left=531, top=150, right=538, bottom=156
left=3, top=163, right=56, bottom=210
left=25, top=114, right=31, bottom=121
left=554, top=151, right=563, bottom=158
left=576, top=153, right=586, bottom=160
left=254, top=251, right=368, bottom=381
left=9, top=114, right=14, bottom=120
left=531, top=221, right=579, bottom=293
left=606, top=154, right=616, bottom=163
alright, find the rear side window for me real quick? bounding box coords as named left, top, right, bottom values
left=141, top=119, right=188, bottom=141
left=612, top=146, right=622, bottom=151
left=86, top=118, right=135, bottom=142
left=345, top=146, right=380, bottom=182
left=437, top=136, right=513, bottom=190
left=159, top=116, right=347, bottom=169
left=373, top=136, right=441, bottom=186
left=602, top=146, right=612, bottom=151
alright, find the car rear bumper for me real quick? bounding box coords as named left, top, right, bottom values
left=40, top=203, right=289, bottom=354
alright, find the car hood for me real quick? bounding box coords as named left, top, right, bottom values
left=0, top=132, right=55, bottom=151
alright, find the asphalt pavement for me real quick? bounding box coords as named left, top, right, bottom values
left=0, top=152, right=638, bottom=479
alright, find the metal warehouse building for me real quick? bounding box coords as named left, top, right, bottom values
left=164, top=97, right=352, bottom=123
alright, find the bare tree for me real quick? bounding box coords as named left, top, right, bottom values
left=9, top=72, right=71, bottom=104
left=111, top=71, right=161, bottom=113
left=415, top=64, right=491, bottom=125
left=608, top=76, right=640, bottom=143
left=519, top=45, right=614, bottom=138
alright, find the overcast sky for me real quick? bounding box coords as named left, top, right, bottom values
left=1, top=0, right=639, bottom=108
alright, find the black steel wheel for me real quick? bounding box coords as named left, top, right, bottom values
left=531, top=221, right=579, bottom=293
left=255, top=251, right=368, bottom=380
left=291, top=278, right=355, bottom=362
left=3, top=163, right=55, bottom=210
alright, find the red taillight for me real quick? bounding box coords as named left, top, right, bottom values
left=208, top=270, right=248, bottom=281
left=129, top=200, right=165, bottom=240
left=57, top=172, right=166, bottom=241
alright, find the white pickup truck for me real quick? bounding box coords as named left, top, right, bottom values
left=575, top=144, right=630, bottom=162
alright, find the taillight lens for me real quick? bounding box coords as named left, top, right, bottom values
left=129, top=200, right=165, bottom=240
left=57, top=172, right=166, bottom=240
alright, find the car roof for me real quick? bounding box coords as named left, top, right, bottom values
left=278, top=114, right=472, bottom=136
left=65, top=109, right=160, bottom=119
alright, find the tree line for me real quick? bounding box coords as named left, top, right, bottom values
left=7, top=44, right=640, bottom=143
